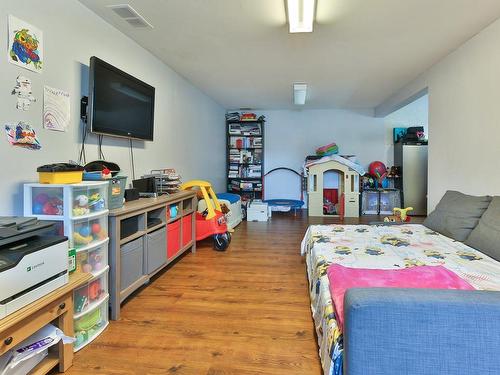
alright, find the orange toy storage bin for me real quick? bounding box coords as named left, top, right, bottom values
left=167, top=220, right=181, bottom=259
left=182, top=214, right=193, bottom=246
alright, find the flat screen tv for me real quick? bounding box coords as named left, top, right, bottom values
left=88, top=56, right=155, bottom=141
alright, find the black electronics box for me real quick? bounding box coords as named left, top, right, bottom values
left=132, top=177, right=157, bottom=196
left=124, top=188, right=140, bottom=202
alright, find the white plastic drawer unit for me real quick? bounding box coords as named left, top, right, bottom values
left=24, top=182, right=108, bottom=219
left=145, top=226, right=167, bottom=274
left=73, top=266, right=109, bottom=316
left=75, top=239, right=109, bottom=277
left=120, top=237, right=144, bottom=292
left=73, top=296, right=109, bottom=352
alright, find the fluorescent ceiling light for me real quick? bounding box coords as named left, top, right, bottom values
left=286, top=0, right=316, bottom=33
left=293, top=83, right=307, bottom=105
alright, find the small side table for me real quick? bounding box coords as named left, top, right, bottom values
left=0, top=272, right=92, bottom=374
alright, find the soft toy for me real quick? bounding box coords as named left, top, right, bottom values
left=42, top=197, right=63, bottom=215
left=384, top=207, right=413, bottom=223
left=73, top=194, right=90, bottom=216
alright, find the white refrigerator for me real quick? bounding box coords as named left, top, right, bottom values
left=394, top=142, right=428, bottom=215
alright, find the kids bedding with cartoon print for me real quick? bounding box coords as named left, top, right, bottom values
left=301, top=223, right=500, bottom=375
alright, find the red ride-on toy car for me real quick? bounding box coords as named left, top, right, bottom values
left=181, top=180, right=231, bottom=251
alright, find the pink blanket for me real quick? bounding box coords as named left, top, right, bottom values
left=327, top=264, right=475, bottom=331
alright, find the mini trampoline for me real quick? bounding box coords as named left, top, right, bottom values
left=263, top=167, right=305, bottom=215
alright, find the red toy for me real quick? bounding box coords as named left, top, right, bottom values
left=181, top=180, right=230, bottom=251
left=368, top=161, right=387, bottom=182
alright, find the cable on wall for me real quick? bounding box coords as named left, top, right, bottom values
left=78, top=121, right=87, bottom=165
left=98, top=135, right=106, bottom=160
left=129, top=138, right=136, bottom=180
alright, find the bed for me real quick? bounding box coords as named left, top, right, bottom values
left=301, top=223, right=500, bottom=375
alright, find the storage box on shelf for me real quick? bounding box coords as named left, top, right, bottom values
left=23, top=181, right=110, bottom=353
left=108, top=191, right=196, bottom=320
left=361, top=188, right=402, bottom=215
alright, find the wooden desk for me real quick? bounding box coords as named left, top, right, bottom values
left=108, top=191, right=197, bottom=320
left=0, top=273, right=92, bottom=374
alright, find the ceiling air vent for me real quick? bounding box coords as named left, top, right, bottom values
left=107, top=4, right=153, bottom=29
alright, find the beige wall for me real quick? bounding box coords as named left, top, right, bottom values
left=376, top=17, right=500, bottom=211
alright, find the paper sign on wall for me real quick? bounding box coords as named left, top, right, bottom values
left=8, top=15, right=43, bottom=73
left=43, top=86, right=70, bottom=132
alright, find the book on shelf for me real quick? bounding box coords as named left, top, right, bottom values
left=229, top=136, right=262, bottom=149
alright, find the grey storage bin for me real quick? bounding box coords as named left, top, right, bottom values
left=145, top=227, right=167, bottom=274
left=120, top=237, right=144, bottom=292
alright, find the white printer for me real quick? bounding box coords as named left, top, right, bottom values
left=0, top=217, right=68, bottom=319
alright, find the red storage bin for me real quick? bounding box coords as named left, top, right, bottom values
left=167, top=220, right=181, bottom=259
left=182, top=214, right=193, bottom=246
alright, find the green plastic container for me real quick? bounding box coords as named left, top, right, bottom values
left=83, top=175, right=127, bottom=209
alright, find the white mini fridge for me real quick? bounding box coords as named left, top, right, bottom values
left=394, top=142, right=428, bottom=215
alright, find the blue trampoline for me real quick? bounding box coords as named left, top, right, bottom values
left=263, top=167, right=305, bottom=215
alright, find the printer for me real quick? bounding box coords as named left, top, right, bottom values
left=0, top=217, right=68, bottom=319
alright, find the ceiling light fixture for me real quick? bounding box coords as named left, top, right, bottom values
left=293, top=83, right=307, bottom=105
left=286, top=0, right=316, bottom=33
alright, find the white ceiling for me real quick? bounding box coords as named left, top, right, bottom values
left=79, top=0, right=500, bottom=110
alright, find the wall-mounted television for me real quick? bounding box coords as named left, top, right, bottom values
left=88, top=56, right=155, bottom=141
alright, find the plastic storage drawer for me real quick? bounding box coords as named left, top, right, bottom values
left=66, top=212, right=108, bottom=249
left=362, top=190, right=379, bottom=215
left=74, top=296, right=109, bottom=351
left=182, top=214, right=193, bottom=247
left=121, top=237, right=144, bottom=292
left=167, top=220, right=181, bottom=259
left=145, top=227, right=167, bottom=274
left=379, top=189, right=401, bottom=215
left=75, top=239, right=109, bottom=277
left=74, top=266, right=109, bottom=315
left=24, top=182, right=108, bottom=218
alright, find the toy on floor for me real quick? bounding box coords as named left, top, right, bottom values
left=181, top=180, right=231, bottom=251
left=384, top=207, right=413, bottom=223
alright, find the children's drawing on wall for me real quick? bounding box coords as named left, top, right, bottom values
left=43, top=86, right=70, bottom=132
left=5, top=122, right=41, bottom=150
left=8, top=15, right=43, bottom=72
left=12, top=75, right=36, bottom=110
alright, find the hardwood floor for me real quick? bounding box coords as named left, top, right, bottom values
left=67, top=212, right=420, bottom=375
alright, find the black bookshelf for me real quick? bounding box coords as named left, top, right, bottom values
left=226, top=118, right=265, bottom=202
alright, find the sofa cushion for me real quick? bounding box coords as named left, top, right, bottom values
left=465, top=197, right=500, bottom=261
left=423, top=191, right=492, bottom=241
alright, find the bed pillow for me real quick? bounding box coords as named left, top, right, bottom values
left=465, top=197, right=500, bottom=261
left=423, top=191, right=492, bottom=241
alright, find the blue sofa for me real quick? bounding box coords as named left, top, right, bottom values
left=344, top=288, right=500, bottom=375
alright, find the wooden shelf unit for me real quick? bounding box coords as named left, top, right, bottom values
left=0, top=273, right=92, bottom=374
left=226, top=117, right=265, bottom=201
left=108, top=191, right=197, bottom=320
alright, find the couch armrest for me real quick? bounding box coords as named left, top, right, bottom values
left=344, top=288, right=500, bottom=375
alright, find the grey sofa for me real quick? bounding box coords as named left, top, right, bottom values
left=343, top=191, right=500, bottom=375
